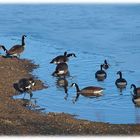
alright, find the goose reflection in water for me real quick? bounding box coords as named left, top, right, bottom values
left=22, top=98, right=45, bottom=112
left=56, top=76, right=69, bottom=100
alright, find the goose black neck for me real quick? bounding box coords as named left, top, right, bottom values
left=119, top=72, right=122, bottom=79
left=131, top=84, right=137, bottom=93
left=22, top=36, right=25, bottom=46
left=64, top=52, right=67, bottom=56
left=104, top=60, right=107, bottom=64
left=1, top=46, right=7, bottom=52
left=74, top=83, right=80, bottom=92
left=100, top=65, right=103, bottom=70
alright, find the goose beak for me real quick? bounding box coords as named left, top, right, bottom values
left=70, top=84, right=74, bottom=87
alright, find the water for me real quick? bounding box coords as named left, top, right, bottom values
left=1, top=4, right=140, bottom=124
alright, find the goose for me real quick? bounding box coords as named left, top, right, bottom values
left=1, top=35, right=26, bottom=58
left=115, top=71, right=127, bottom=89
left=17, top=77, right=35, bottom=99
left=102, top=60, right=110, bottom=70
left=131, top=84, right=140, bottom=106
left=131, top=84, right=140, bottom=97
left=50, top=51, right=76, bottom=64
left=71, top=83, right=104, bottom=102
left=95, top=64, right=107, bottom=81
left=52, top=62, right=69, bottom=76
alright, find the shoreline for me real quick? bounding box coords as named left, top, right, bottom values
left=0, top=56, right=140, bottom=135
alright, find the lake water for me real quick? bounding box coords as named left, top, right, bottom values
left=1, top=4, right=140, bottom=124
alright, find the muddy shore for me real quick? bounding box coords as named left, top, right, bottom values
left=0, top=56, right=140, bottom=135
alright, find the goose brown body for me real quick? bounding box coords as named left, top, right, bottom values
left=132, top=97, right=140, bottom=106
left=7, top=44, right=25, bottom=55
left=52, top=62, right=69, bottom=76
left=71, top=83, right=104, bottom=102
left=79, top=86, right=104, bottom=96
left=2, top=35, right=26, bottom=57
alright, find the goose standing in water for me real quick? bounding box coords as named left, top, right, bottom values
left=102, top=60, right=110, bottom=70
left=50, top=51, right=76, bottom=64
left=95, top=64, right=107, bottom=81
left=1, top=35, right=26, bottom=58
left=52, top=62, right=69, bottom=77
left=17, top=77, right=35, bottom=99
left=115, top=71, right=127, bottom=90
left=71, top=83, right=104, bottom=102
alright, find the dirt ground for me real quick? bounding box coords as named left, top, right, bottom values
left=0, top=56, right=140, bottom=136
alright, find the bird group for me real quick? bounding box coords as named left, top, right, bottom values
left=0, top=35, right=35, bottom=100
left=0, top=35, right=139, bottom=106
left=50, top=51, right=138, bottom=105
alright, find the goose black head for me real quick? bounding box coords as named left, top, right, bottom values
left=117, top=71, right=121, bottom=75
left=0, top=45, right=7, bottom=52
left=64, top=51, right=67, bottom=56
left=104, top=60, right=107, bottom=64
left=130, top=84, right=136, bottom=89
left=22, top=35, right=27, bottom=38
left=29, top=78, right=35, bottom=86
left=71, top=83, right=76, bottom=87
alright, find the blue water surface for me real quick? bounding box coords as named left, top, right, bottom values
left=1, top=4, right=140, bottom=124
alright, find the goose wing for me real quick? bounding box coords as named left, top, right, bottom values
left=7, top=45, right=24, bottom=55
left=56, top=63, right=68, bottom=71
left=80, top=86, right=104, bottom=96
left=50, top=55, right=67, bottom=63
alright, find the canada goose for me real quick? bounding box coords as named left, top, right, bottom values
left=71, top=83, right=104, bottom=102
left=1, top=35, right=26, bottom=57
left=50, top=51, right=76, bottom=64
left=102, top=60, right=110, bottom=70
left=52, top=62, right=69, bottom=76
left=115, top=71, right=127, bottom=89
left=17, top=77, right=35, bottom=99
left=131, top=84, right=140, bottom=106
left=131, top=84, right=140, bottom=97
left=95, top=64, right=107, bottom=81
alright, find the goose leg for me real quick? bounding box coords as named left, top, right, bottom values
left=23, top=92, right=26, bottom=99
